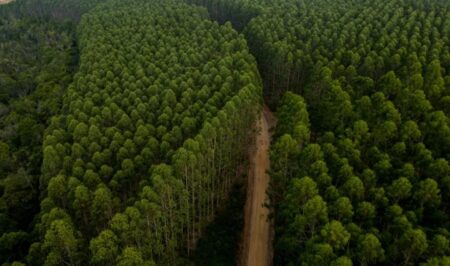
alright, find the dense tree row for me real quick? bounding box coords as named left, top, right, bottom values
left=257, top=1, right=450, bottom=265
left=0, top=0, right=108, bottom=263
left=244, top=0, right=450, bottom=106
left=24, top=0, right=261, bottom=265
left=184, top=0, right=450, bottom=264
left=271, top=89, right=450, bottom=264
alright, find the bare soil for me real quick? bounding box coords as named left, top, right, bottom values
left=240, top=106, right=276, bottom=266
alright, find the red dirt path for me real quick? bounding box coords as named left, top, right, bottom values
left=241, top=106, right=275, bottom=266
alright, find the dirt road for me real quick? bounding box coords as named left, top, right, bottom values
left=241, top=107, right=275, bottom=266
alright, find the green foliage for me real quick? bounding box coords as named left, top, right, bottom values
left=211, top=0, right=450, bottom=265
left=320, top=220, right=350, bottom=251
left=234, top=0, right=450, bottom=264
left=89, top=230, right=119, bottom=265
left=29, top=0, right=262, bottom=264
left=2, top=0, right=449, bottom=264
left=0, top=0, right=109, bottom=263
left=357, top=233, right=385, bottom=265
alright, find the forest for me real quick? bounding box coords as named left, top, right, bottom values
left=0, top=0, right=449, bottom=265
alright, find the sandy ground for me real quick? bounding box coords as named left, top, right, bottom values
left=0, top=0, right=14, bottom=4
left=241, top=106, right=276, bottom=266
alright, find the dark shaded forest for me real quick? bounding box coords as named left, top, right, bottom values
left=0, top=0, right=108, bottom=263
